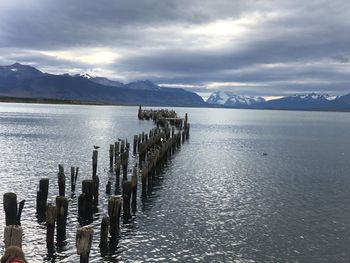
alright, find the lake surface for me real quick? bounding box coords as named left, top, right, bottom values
left=1, top=103, right=350, bottom=262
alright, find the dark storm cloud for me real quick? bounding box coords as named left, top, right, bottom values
left=1, top=0, right=350, bottom=97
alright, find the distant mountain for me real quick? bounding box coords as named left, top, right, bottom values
left=207, top=91, right=265, bottom=107
left=265, top=93, right=339, bottom=110
left=0, top=63, right=44, bottom=79
left=206, top=90, right=350, bottom=111
left=74, top=74, right=124, bottom=88
left=0, top=63, right=205, bottom=107
left=125, top=80, right=161, bottom=91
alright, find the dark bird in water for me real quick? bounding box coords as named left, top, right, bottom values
left=262, top=152, right=268, bottom=156
left=93, top=145, right=100, bottom=149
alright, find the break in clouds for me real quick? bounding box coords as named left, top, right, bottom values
left=1, top=0, right=350, bottom=98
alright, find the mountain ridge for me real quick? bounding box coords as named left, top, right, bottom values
left=0, top=63, right=206, bottom=107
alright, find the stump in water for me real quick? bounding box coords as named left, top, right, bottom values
left=99, top=216, right=109, bottom=249
left=58, top=164, right=65, bottom=197
left=106, top=181, right=112, bottom=195
left=37, top=178, right=49, bottom=215
left=71, top=166, right=79, bottom=193
left=3, top=193, right=18, bottom=226
left=108, top=196, right=122, bottom=237
left=109, top=144, right=114, bottom=171
left=122, top=181, right=133, bottom=221
left=46, top=204, right=57, bottom=249
left=131, top=166, right=138, bottom=213
left=4, top=225, right=22, bottom=248
left=56, top=196, right=68, bottom=242
left=92, top=150, right=98, bottom=178
left=76, top=226, right=93, bottom=263
left=78, top=180, right=93, bottom=220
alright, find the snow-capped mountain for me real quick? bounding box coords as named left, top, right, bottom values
left=265, top=93, right=340, bottom=109
left=207, top=91, right=265, bottom=107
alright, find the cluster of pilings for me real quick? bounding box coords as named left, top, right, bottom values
left=2, top=107, right=190, bottom=262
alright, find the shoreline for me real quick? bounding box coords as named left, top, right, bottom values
left=0, top=96, right=350, bottom=112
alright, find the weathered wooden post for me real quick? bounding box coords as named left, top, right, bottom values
left=138, top=105, right=142, bottom=119
left=115, top=155, right=121, bottom=178
left=71, top=166, right=79, bottom=193
left=131, top=166, right=138, bottom=213
left=3, top=193, right=18, bottom=226
left=122, top=181, right=132, bottom=221
left=58, top=164, right=65, bottom=197
left=108, top=196, right=122, bottom=237
left=56, top=196, right=68, bottom=242
left=92, top=150, right=98, bottom=178
left=92, top=150, right=99, bottom=203
left=46, top=204, right=57, bottom=249
left=133, top=135, right=138, bottom=155
left=106, top=181, right=111, bottom=195
left=4, top=225, right=23, bottom=248
left=99, top=216, right=109, bottom=249
left=76, top=227, right=93, bottom=263
left=37, top=178, right=49, bottom=215
left=17, top=200, right=25, bottom=226
left=109, top=144, right=114, bottom=172
left=78, top=180, right=94, bottom=219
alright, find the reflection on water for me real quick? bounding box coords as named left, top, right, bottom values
left=1, top=104, right=350, bottom=262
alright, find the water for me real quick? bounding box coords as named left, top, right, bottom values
left=1, top=103, right=350, bottom=262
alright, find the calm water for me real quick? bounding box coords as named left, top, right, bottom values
left=1, top=103, right=350, bottom=262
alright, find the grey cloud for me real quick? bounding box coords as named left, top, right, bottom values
left=1, top=0, right=350, bottom=97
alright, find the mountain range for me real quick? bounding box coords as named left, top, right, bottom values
left=207, top=91, right=350, bottom=111
left=0, top=63, right=205, bottom=107
left=1, top=63, right=350, bottom=111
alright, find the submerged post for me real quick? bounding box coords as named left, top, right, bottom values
left=99, top=216, right=109, bottom=249
left=92, top=150, right=98, bottom=178
left=108, top=196, right=122, bottom=237
left=76, top=227, right=93, bottom=263
left=58, top=164, right=65, bottom=197
left=46, top=204, right=57, bottom=249
left=56, top=196, right=68, bottom=242
left=109, top=144, right=114, bottom=171
left=71, top=166, right=79, bottom=193
left=37, top=178, right=49, bottom=215
left=3, top=193, right=18, bottom=226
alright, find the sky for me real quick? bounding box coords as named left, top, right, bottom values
left=0, top=0, right=350, bottom=99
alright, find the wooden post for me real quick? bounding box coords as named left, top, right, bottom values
left=122, top=181, right=132, bottom=221
left=92, top=150, right=98, bottom=178
left=133, top=135, right=138, bottom=155
left=37, top=178, right=49, bottom=215
left=4, top=225, right=23, bottom=248
left=78, top=180, right=93, bottom=219
left=56, top=196, right=68, bottom=242
left=109, top=144, right=114, bottom=171
left=71, top=166, right=79, bottom=193
left=99, top=216, right=109, bottom=248
left=76, top=227, right=93, bottom=263
left=93, top=176, right=99, bottom=204
left=108, top=196, right=122, bottom=237
left=131, top=166, right=138, bottom=213
left=58, top=164, right=65, bottom=197
left=17, top=200, right=25, bottom=226
left=138, top=105, right=142, bottom=119
left=46, top=204, right=57, bottom=249
left=106, top=181, right=111, bottom=195
left=3, top=193, right=17, bottom=226
left=115, top=155, right=121, bottom=178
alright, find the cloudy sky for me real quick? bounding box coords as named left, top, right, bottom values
left=0, top=0, right=350, bottom=99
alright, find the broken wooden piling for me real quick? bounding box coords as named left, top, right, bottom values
left=76, top=226, right=93, bottom=263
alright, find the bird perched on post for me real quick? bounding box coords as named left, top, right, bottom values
left=93, top=145, right=100, bottom=150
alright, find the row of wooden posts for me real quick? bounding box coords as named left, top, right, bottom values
left=2, top=107, right=190, bottom=262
